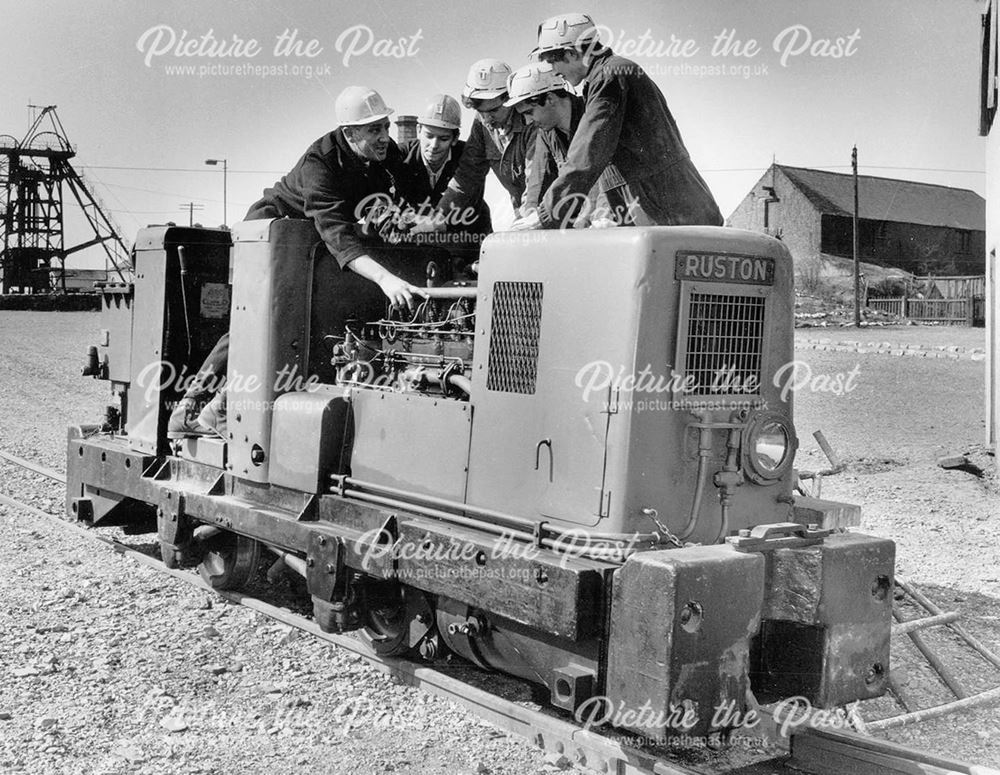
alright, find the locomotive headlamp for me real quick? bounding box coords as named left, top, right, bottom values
left=743, top=411, right=797, bottom=484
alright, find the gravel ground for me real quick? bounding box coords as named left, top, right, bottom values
left=0, top=312, right=554, bottom=775
left=791, top=326, right=1000, bottom=766
left=0, top=312, right=998, bottom=773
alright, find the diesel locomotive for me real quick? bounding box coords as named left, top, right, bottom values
left=67, top=220, right=894, bottom=740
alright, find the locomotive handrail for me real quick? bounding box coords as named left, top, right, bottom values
left=329, top=474, right=663, bottom=558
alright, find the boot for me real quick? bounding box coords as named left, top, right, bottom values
left=197, top=391, right=228, bottom=438
left=166, top=396, right=212, bottom=439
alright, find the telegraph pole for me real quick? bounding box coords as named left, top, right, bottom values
left=205, top=158, right=227, bottom=225
left=852, top=145, right=861, bottom=327
left=179, top=202, right=204, bottom=227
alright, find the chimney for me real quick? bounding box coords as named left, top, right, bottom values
left=395, top=115, right=418, bottom=145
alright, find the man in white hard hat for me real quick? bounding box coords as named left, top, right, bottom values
left=396, top=94, right=491, bottom=268
left=168, top=85, right=426, bottom=438
left=418, top=59, right=540, bottom=231
left=397, top=94, right=491, bottom=234
left=511, top=13, right=723, bottom=230
left=504, top=62, right=615, bottom=228
left=244, top=85, right=422, bottom=306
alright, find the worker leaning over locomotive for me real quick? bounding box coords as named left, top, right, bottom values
left=419, top=58, right=541, bottom=233
left=510, top=12, right=724, bottom=230
left=167, top=85, right=431, bottom=438
left=167, top=10, right=724, bottom=439
left=504, top=62, right=617, bottom=229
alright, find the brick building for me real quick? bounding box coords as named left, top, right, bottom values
left=727, top=164, right=986, bottom=277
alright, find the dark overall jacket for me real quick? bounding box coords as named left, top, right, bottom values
left=397, top=139, right=492, bottom=235
left=537, top=49, right=723, bottom=229
left=245, top=128, right=405, bottom=269
left=437, top=111, right=540, bottom=219
left=529, top=94, right=616, bottom=227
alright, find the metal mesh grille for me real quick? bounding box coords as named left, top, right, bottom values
left=487, top=282, right=543, bottom=394
left=684, top=292, right=765, bottom=394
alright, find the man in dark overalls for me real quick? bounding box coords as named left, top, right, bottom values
left=511, top=13, right=723, bottom=230
left=396, top=94, right=491, bottom=265
left=168, top=85, right=424, bottom=438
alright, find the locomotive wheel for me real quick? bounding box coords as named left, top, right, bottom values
left=358, top=584, right=434, bottom=657
left=197, top=531, right=261, bottom=590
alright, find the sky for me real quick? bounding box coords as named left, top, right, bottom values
left=0, top=0, right=988, bottom=269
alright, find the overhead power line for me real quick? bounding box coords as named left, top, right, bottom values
left=79, top=164, right=283, bottom=174
left=77, top=162, right=985, bottom=175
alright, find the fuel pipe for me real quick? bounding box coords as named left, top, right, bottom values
left=677, top=412, right=713, bottom=541
left=678, top=412, right=745, bottom=542
left=712, top=423, right=744, bottom=543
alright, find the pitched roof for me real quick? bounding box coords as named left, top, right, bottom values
left=776, top=165, right=985, bottom=231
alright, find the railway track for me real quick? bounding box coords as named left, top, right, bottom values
left=1, top=449, right=996, bottom=775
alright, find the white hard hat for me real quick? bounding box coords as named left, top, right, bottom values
left=531, top=13, right=600, bottom=58
left=335, top=86, right=394, bottom=127
left=504, top=63, right=570, bottom=107
left=461, top=58, right=513, bottom=103
left=418, top=94, right=462, bottom=131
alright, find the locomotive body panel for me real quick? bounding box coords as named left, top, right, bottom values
left=66, top=222, right=894, bottom=741
left=227, top=220, right=316, bottom=482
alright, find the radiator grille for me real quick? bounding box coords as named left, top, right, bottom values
left=684, top=292, right=765, bottom=394
left=487, top=282, right=543, bottom=394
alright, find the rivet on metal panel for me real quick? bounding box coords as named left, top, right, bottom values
left=865, top=663, right=885, bottom=685
left=680, top=601, right=704, bottom=633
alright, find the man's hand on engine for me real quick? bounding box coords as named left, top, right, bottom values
left=347, top=256, right=427, bottom=313
left=378, top=273, right=427, bottom=312
left=408, top=214, right=446, bottom=235
left=510, top=210, right=541, bottom=231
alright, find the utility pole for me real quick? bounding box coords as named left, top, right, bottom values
left=205, top=158, right=228, bottom=225
left=179, top=202, right=204, bottom=227
left=852, top=145, right=861, bottom=327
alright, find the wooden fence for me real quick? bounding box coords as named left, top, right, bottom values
left=866, top=296, right=982, bottom=325
left=866, top=275, right=985, bottom=326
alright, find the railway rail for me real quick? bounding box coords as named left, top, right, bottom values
left=1, top=449, right=997, bottom=775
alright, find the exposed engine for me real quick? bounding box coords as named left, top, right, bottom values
left=333, top=286, right=476, bottom=399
